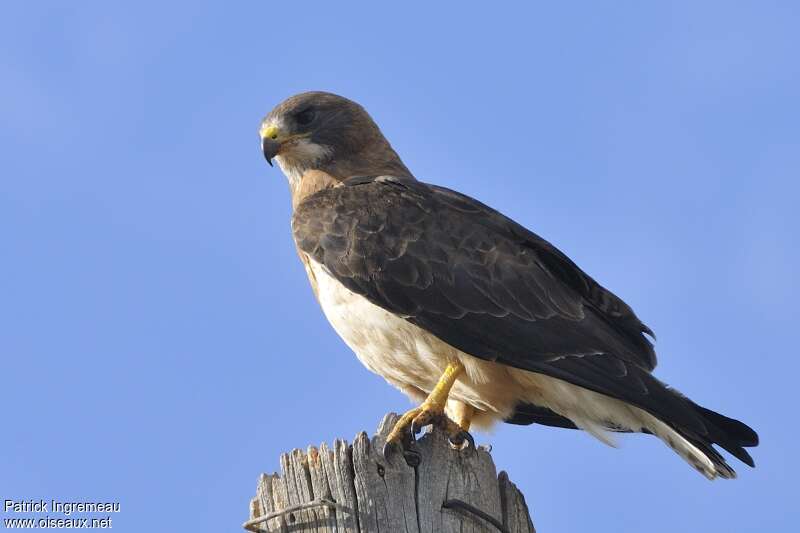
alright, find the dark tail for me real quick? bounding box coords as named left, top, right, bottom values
left=507, top=399, right=758, bottom=479
left=659, top=399, right=758, bottom=479
left=687, top=402, right=759, bottom=467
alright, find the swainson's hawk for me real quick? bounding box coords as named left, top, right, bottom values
left=259, top=91, right=758, bottom=479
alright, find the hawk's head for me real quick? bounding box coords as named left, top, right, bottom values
left=259, top=92, right=413, bottom=186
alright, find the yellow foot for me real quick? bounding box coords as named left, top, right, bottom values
left=382, top=362, right=475, bottom=462
left=382, top=403, right=475, bottom=461
left=449, top=401, right=476, bottom=450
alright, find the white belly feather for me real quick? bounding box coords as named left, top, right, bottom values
left=306, top=259, right=520, bottom=418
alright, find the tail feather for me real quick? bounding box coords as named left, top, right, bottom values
left=503, top=373, right=758, bottom=480
left=682, top=434, right=738, bottom=480
left=640, top=413, right=732, bottom=479
left=647, top=400, right=758, bottom=479
left=685, top=402, right=758, bottom=469
left=695, top=403, right=758, bottom=456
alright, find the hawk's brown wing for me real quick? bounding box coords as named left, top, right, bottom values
left=294, top=175, right=655, bottom=367
left=292, top=175, right=754, bottom=461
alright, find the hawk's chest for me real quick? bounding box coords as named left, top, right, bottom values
left=299, top=253, right=449, bottom=387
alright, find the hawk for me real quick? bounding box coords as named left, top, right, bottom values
left=259, top=91, right=758, bottom=479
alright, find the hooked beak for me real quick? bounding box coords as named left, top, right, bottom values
left=259, top=123, right=282, bottom=167
left=261, top=137, right=280, bottom=166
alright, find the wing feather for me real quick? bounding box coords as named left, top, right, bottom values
left=294, top=176, right=654, bottom=360
left=290, top=176, right=718, bottom=432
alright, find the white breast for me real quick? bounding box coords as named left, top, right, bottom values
left=305, top=257, right=529, bottom=425
left=307, top=259, right=449, bottom=389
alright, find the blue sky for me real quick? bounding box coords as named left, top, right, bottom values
left=1, top=2, right=797, bottom=531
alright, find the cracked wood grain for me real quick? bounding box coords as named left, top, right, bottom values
left=245, top=413, right=535, bottom=533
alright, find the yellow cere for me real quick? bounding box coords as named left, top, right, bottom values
left=260, top=123, right=280, bottom=140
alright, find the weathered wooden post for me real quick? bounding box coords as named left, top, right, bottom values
left=244, top=413, right=535, bottom=533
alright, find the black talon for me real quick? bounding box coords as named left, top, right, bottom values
left=382, top=440, right=398, bottom=461
left=463, top=431, right=476, bottom=452
left=449, top=430, right=475, bottom=452
left=402, top=426, right=418, bottom=449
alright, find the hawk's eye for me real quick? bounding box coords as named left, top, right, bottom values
left=295, top=108, right=316, bottom=126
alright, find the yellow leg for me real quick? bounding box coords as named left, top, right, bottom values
left=385, top=361, right=468, bottom=447
left=451, top=401, right=475, bottom=432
